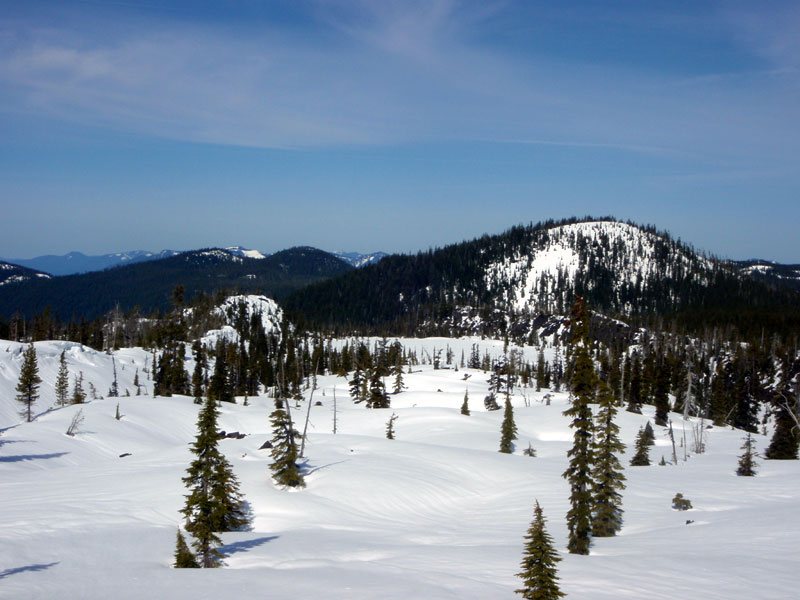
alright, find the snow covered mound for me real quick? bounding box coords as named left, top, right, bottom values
left=484, top=220, right=714, bottom=315
left=225, top=246, right=268, bottom=260
left=0, top=261, right=51, bottom=286
left=0, top=340, right=152, bottom=424
left=0, top=336, right=798, bottom=599
left=200, top=294, right=283, bottom=347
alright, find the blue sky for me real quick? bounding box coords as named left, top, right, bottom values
left=1, top=0, right=798, bottom=261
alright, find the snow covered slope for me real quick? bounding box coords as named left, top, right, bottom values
left=1, top=337, right=798, bottom=599
left=0, top=261, right=51, bottom=286
left=484, top=220, right=713, bottom=316
left=332, top=251, right=388, bottom=268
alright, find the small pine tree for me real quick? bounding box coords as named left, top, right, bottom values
left=591, top=382, right=626, bottom=537
left=55, top=350, right=70, bottom=407
left=367, top=367, right=390, bottom=409
left=736, top=432, right=758, bottom=476
left=108, top=356, right=119, bottom=398
left=173, top=529, right=200, bottom=568
left=181, top=395, right=249, bottom=567
left=134, top=368, right=141, bottom=396
left=72, top=372, right=86, bottom=405
left=115, top=403, right=121, bottom=420
left=391, top=360, right=406, bottom=394
left=461, top=390, right=470, bottom=416
left=629, top=427, right=651, bottom=466
left=515, top=501, right=565, bottom=599
left=386, top=413, right=398, bottom=440
left=16, top=343, right=42, bottom=423
left=269, top=406, right=304, bottom=487
left=643, top=421, right=656, bottom=445
left=500, top=398, right=518, bottom=453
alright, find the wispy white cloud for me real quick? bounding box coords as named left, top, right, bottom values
left=0, top=1, right=798, bottom=170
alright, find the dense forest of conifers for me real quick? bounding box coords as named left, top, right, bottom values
left=0, top=246, right=352, bottom=321
left=283, top=218, right=800, bottom=342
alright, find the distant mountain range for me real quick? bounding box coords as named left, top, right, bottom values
left=0, top=247, right=353, bottom=320
left=1, top=248, right=387, bottom=275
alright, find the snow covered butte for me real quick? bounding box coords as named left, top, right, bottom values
left=484, top=220, right=715, bottom=316
left=200, top=294, right=283, bottom=347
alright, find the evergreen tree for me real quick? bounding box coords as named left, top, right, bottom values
left=500, top=397, right=518, bottom=454
left=391, top=359, right=406, bottom=394
left=367, top=367, right=390, bottom=409
left=461, top=389, right=470, bottom=416
left=591, top=382, right=626, bottom=537
left=55, top=350, right=70, bottom=407
left=72, top=372, right=86, bottom=404
left=269, top=406, right=304, bottom=487
left=736, top=432, right=758, bottom=476
left=181, top=395, right=249, bottom=568
left=173, top=529, right=200, bottom=568
left=108, top=356, right=119, bottom=398
left=629, top=427, right=651, bottom=466
left=643, top=421, right=656, bottom=445
left=562, top=297, right=595, bottom=555
left=765, top=401, right=799, bottom=460
left=653, top=361, right=670, bottom=426
left=207, top=341, right=233, bottom=404
left=192, top=342, right=206, bottom=405
left=626, top=353, right=642, bottom=413
left=16, top=343, right=42, bottom=422
left=386, top=413, right=398, bottom=440
left=536, top=351, right=546, bottom=392
left=515, top=501, right=565, bottom=600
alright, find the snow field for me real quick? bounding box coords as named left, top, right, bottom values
left=1, top=338, right=798, bottom=599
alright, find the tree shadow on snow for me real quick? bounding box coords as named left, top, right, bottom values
left=0, top=562, right=59, bottom=579
left=221, top=536, right=279, bottom=557
left=0, top=452, right=69, bottom=463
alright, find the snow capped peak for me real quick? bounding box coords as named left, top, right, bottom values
left=484, top=219, right=713, bottom=316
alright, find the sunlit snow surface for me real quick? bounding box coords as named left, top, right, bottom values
left=1, top=337, right=797, bottom=599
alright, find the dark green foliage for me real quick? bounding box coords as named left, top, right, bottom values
left=55, top=350, right=70, bottom=407
left=500, top=398, right=518, bottom=454
left=562, top=297, right=595, bottom=555
left=629, top=427, right=651, bottom=466
left=736, top=433, right=758, bottom=476
left=207, top=341, right=234, bottom=404
left=269, top=407, right=304, bottom=487
left=16, top=343, right=42, bottom=422
left=653, top=361, right=670, bottom=426
left=515, top=501, right=565, bottom=600
left=461, top=390, right=470, bottom=416
left=391, top=359, right=406, bottom=394
left=173, top=529, right=200, bottom=568
left=367, top=366, right=390, bottom=409
left=0, top=246, right=352, bottom=321
left=626, top=353, right=642, bottom=414
left=192, top=342, right=206, bottom=405
left=671, top=493, right=692, bottom=510
left=181, top=396, right=249, bottom=568
left=72, top=372, right=86, bottom=404
left=282, top=217, right=800, bottom=342
left=765, top=402, right=799, bottom=460
left=592, top=382, right=626, bottom=537
left=643, top=421, right=656, bottom=445
left=154, top=344, right=190, bottom=397
left=386, top=413, right=398, bottom=440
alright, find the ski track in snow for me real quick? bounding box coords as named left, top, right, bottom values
left=0, top=336, right=798, bottom=599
